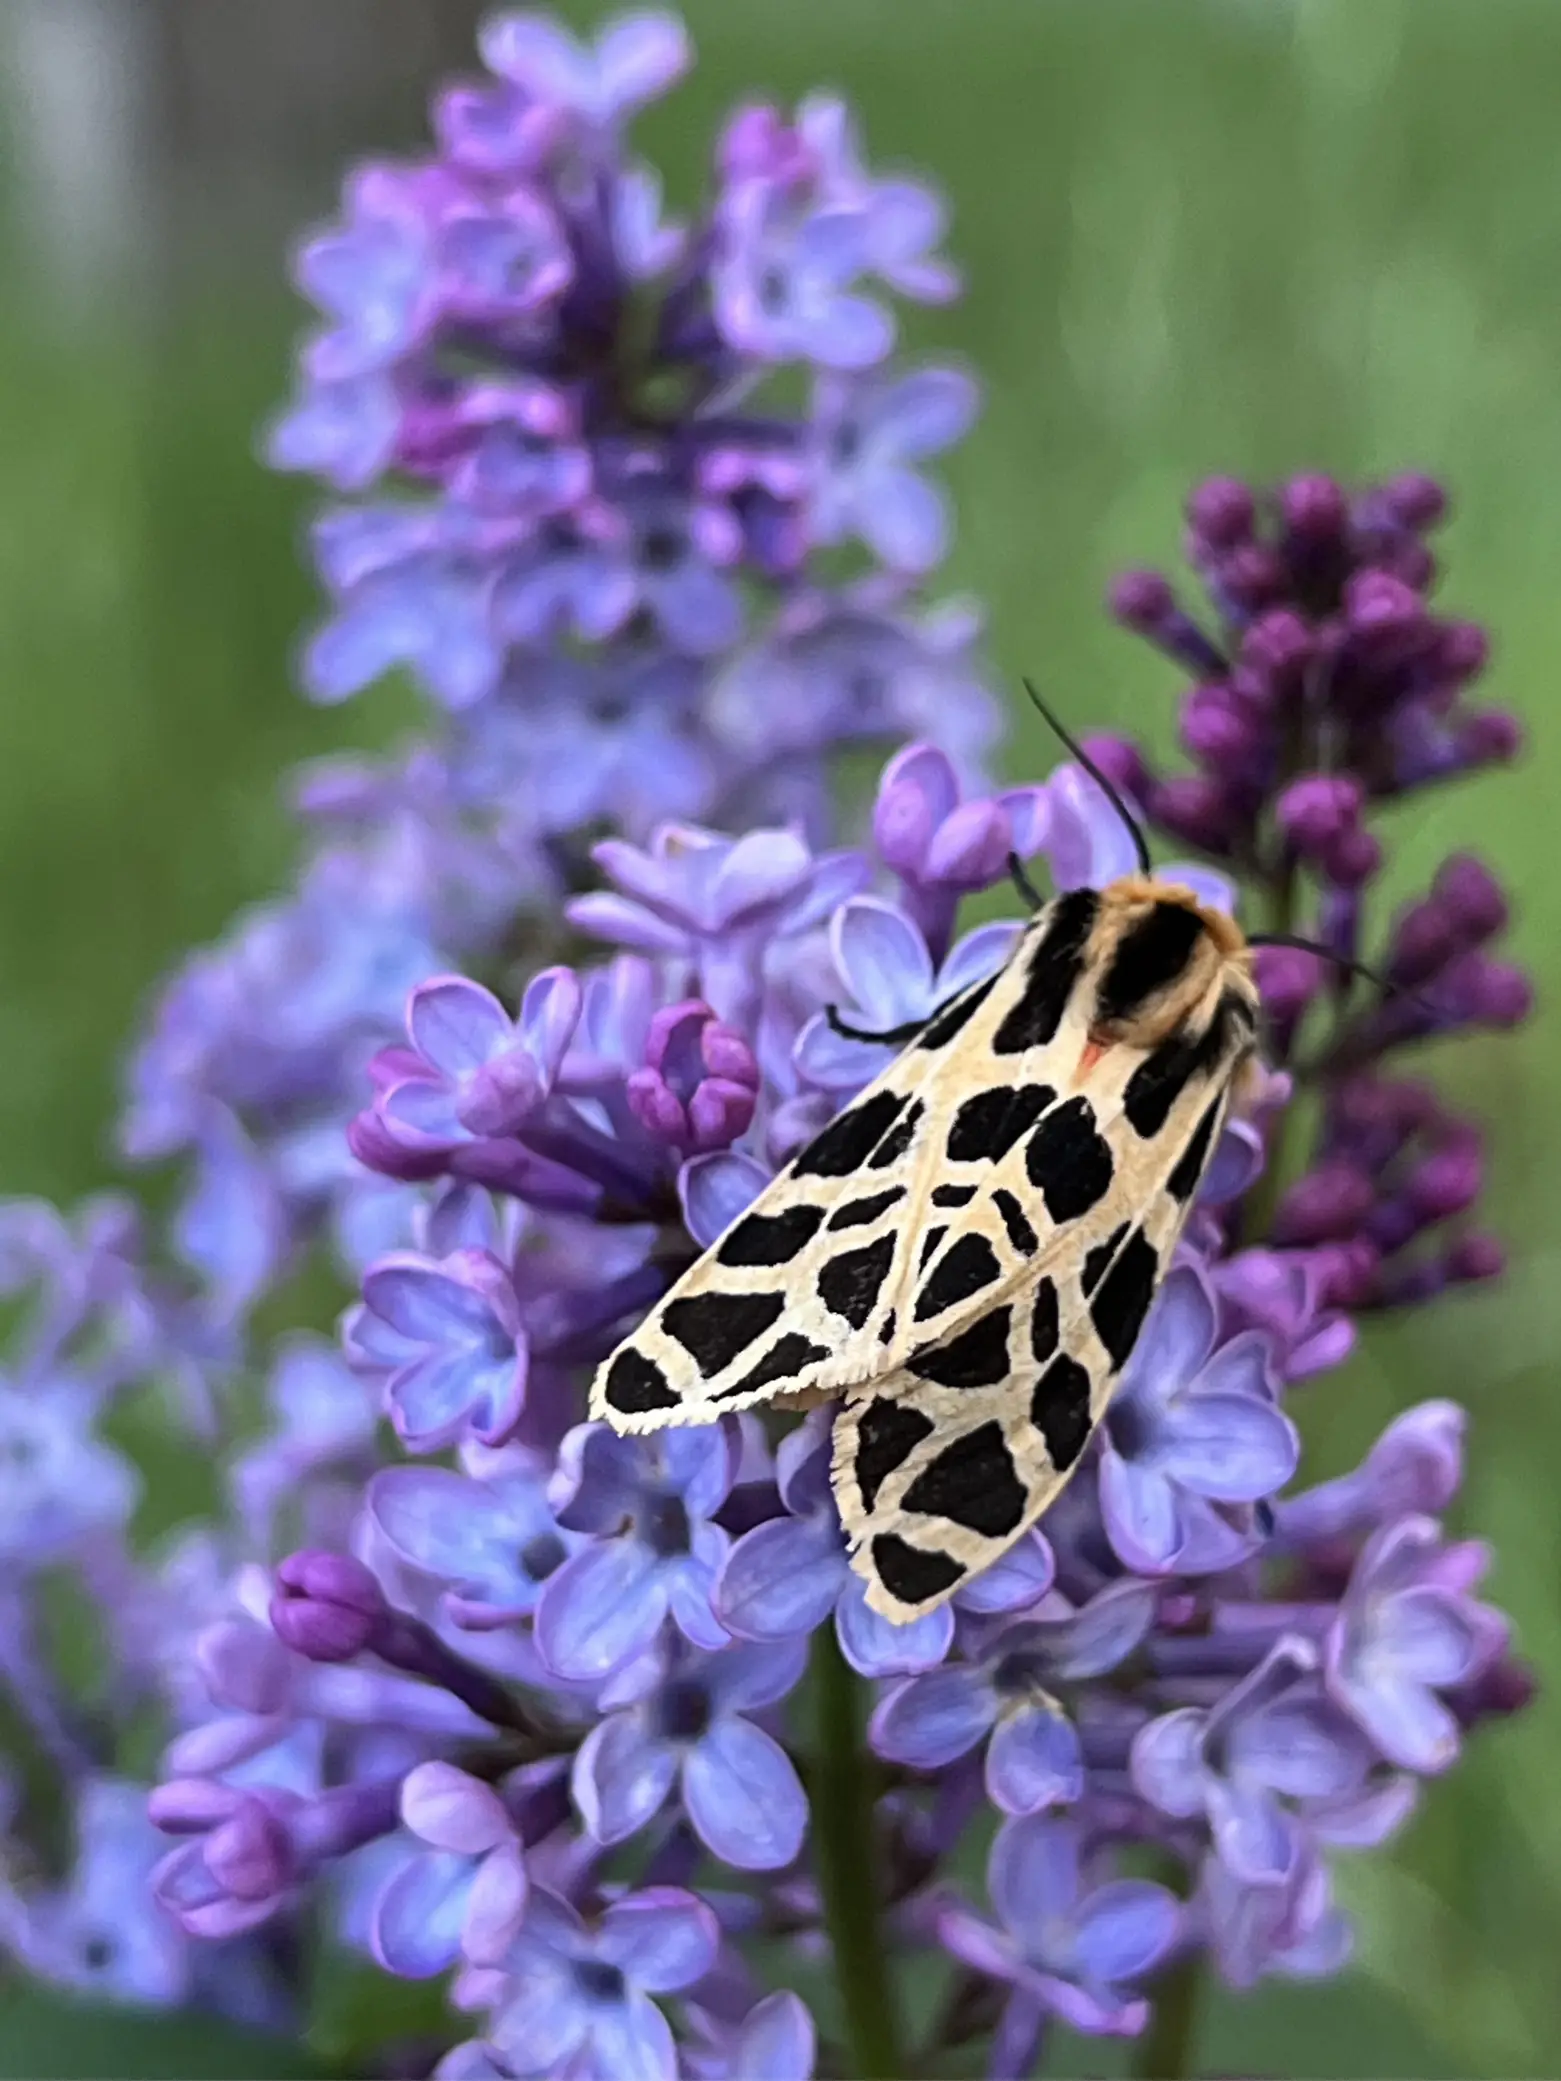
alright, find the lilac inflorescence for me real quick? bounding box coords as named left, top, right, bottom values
left=0, top=14, right=1533, bottom=2081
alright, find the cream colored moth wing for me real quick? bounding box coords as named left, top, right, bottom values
left=832, top=1013, right=1251, bottom=1622
left=589, top=890, right=1106, bottom=1434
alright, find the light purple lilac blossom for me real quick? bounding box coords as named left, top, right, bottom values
left=0, top=14, right=1531, bottom=2081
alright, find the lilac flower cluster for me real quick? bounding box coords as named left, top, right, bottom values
left=0, top=14, right=1534, bottom=2081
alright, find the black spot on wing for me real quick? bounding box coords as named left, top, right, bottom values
left=1122, top=996, right=1239, bottom=1137
left=917, top=1226, right=948, bottom=1271
left=1029, top=1278, right=1060, bottom=1363
left=914, top=1233, right=1001, bottom=1322
left=663, top=1291, right=786, bottom=1378
left=604, top=1348, right=680, bottom=1414
left=827, top=1188, right=904, bottom=1231
left=1090, top=1231, right=1160, bottom=1369
left=932, top=1183, right=976, bottom=1209
left=716, top=1331, right=831, bottom=1400
left=1096, top=902, right=1205, bottom=1027
left=1083, top=1222, right=1131, bottom=1296
left=918, top=975, right=998, bottom=1051
left=1168, top=1098, right=1223, bottom=1203
left=717, top=1203, right=824, bottom=1267
left=902, top=1420, right=1027, bottom=1536
left=907, top=1305, right=1013, bottom=1388
left=946, top=1084, right=1057, bottom=1164
left=853, top=1400, right=935, bottom=1512
left=993, top=889, right=1099, bottom=1056
left=868, top=1099, right=924, bottom=1170
left=1025, top=1098, right=1114, bottom=1220
left=878, top=1310, right=897, bottom=1345
left=793, top=1090, right=908, bottom=1178
left=993, top=1188, right=1038, bottom=1257
left=871, top=1534, right=965, bottom=1605
left=816, top=1234, right=896, bottom=1329
left=1031, top=1352, right=1093, bottom=1469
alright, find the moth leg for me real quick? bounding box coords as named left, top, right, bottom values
left=1007, top=851, right=1045, bottom=913
left=824, top=1004, right=928, bottom=1045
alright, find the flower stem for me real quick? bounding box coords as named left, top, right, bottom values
left=811, top=1625, right=905, bottom=2080
left=1134, top=1951, right=1203, bottom=2081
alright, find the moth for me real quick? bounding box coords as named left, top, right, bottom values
left=589, top=700, right=1271, bottom=1624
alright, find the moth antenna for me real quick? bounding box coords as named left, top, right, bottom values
left=824, top=1003, right=926, bottom=1046
left=1007, top=850, right=1045, bottom=912
left=1246, top=933, right=1437, bottom=1015
left=1021, top=678, right=1153, bottom=876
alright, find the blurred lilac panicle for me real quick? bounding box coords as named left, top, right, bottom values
left=0, top=13, right=1531, bottom=2081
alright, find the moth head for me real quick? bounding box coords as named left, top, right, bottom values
left=1088, top=875, right=1254, bottom=1049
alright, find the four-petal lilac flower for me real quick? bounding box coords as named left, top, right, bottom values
left=1099, top=1265, right=1299, bottom=1577
left=1132, top=1638, right=1374, bottom=1886
left=871, top=1581, right=1158, bottom=1814
left=346, top=1247, right=528, bottom=1452
left=574, top=1639, right=808, bottom=1869
left=536, top=1422, right=738, bottom=1681
left=939, top=1815, right=1181, bottom=2039
left=1324, top=1515, right=1506, bottom=1773
left=372, top=1762, right=530, bottom=1978
left=485, top=1886, right=718, bottom=2081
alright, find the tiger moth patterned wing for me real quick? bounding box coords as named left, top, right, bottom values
left=589, top=886, right=1110, bottom=1432
left=831, top=1024, right=1251, bottom=1623
left=590, top=879, right=1258, bottom=1451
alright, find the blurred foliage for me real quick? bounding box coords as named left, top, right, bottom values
left=1, top=0, right=1559, bottom=2072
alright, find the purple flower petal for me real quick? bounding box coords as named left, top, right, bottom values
left=678, top=1153, right=770, bottom=1249
left=954, top=1529, right=1055, bottom=1614
left=1099, top=1454, right=1183, bottom=1573
left=598, top=1888, right=719, bottom=1993
left=1130, top=1710, right=1208, bottom=1820
left=587, top=1994, right=679, bottom=2081
left=720, top=1506, right=845, bottom=1648
left=408, top=978, right=512, bottom=1077
left=988, top=1813, right=1080, bottom=1947
left=682, top=1717, right=806, bottom=1871
left=706, top=1638, right=810, bottom=1713
left=1228, top=1699, right=1370, bottom=1801
left=1158, top=1393, right=1299, bottom=1503
left=572, top=1713, right=680, bottom=1847
left=401, top=1763, right=511, bottom=1854
left=835, top=1573, right=952, bottom=1677
left=372, top=1850, right=471, bottom=1977
left=831, top=898, right=934, bottom=1026
left=463, top=1842, right=529, bottom=1965
left=870, top=1666, right=994, bottom=1769
left=1373, top=1586, right=1486, bottom=1686
left=535, top=1540, right=669, bottom=1682
left=986, top=1703, right=1083, bottom=1815
left=730, top=1991, right=816, bottom=2081
left=1070, top=1879, right=1180, bottom=1985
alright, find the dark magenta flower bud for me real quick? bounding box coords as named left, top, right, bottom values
left=1281, top=473, right=1348, bottom=541
left=272, top=1550, right=387, bottom=1662
left=1431, top=855, right=1508, bottom=943
left=1319, top=825, right=1382, bottom=889
left=1185, top=476, right=1255, bottom=548
left=1381, top=471, right=1448, bottom=530
left=1276, top=774, right=1363, bottom=855
left=1271, top=1162, right=1377, bottom=1246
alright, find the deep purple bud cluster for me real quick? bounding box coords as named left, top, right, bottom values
left=1107, top=471, right=1530, bottom=1312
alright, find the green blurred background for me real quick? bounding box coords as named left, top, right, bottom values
left=2, top=0, right=1558, bottom=2073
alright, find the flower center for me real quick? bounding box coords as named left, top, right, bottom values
left=653, top=1677, right=713, bottom=1742
left=991, top=1649, right=1050, bottom=1700
left=520, top=1533, right=567, bottom=1582
left=638, top=1492, right=691, bottom=1557
left=574, top=1958, right=627, bottom=2004
left=1106, top=1395, right=1152, bottom=1460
